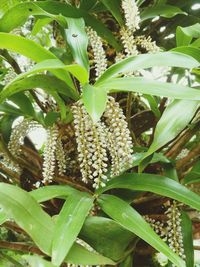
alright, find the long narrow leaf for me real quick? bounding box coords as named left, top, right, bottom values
left=80, top=216, right=135, bottom=261
left=98, top=77, right=200, bottom=101
left=98, top=194, right=185, bottom=267
left=0, top=2, right=62, bottom=32
left=64, top=18, right=89, bottom=72
left=0, top=33, right=75, bottom=89
left=180, top=211, right=194, bottom=267
left=0, top=183, right=54, bottom=255
left=0, top=74, right=79, bottom=104
left=52, top=193, right=93, bottom=266
left=172, top=46, right=200, bottom=62
left=29, top=185, right=78, bottom=203
left=10, top=59, right=88, bottom=85
left=183, top=161, right=200, bottom=185
left=66, top=242, right=115, bottom=265
left=23, top=242, right=115, bottom=266
left=96, top=173, right=200, bottom=212
left=82, top=83, right=107, bottom=122
left=95, top=52, right=199, bottom=84
left=4, top=1, right=120, bottom=51
left=140, top=4, right=186, bottom=21
left=99, top=0, right=123, bottom=26
left=140, top=100, right=199, bottom=166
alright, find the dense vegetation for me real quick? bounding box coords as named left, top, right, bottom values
left=0, top=0, right=200, bottom=266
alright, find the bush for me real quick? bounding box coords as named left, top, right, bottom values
left=0, top=0, right=200, bottom=266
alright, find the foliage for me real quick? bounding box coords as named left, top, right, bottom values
left=0, top=0, right=200, bottom=267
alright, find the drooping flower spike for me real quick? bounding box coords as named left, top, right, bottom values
left=165, top=201, right=185, bottom=262
left=86, top=26, right=107, bottom=79
left=1, top=119, right=37, bottom=174
left=72, top=101, right=108, bottom=189
left=72, top=97, right=133, bottom=188
left=122, top=0, right=140, bottom=32
left=42, top=124, right=67, bottom=184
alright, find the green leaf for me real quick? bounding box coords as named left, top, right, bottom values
left=95, top=52, right=199, bottom=84
left=183, top=161, right=200, bottom=185
left=140, top=4, right=186, bottom=21
left=130, top=152, right=170, bottom=168
left=141, top=100, right=199, bottom=164
left=0, top=74, right=79, bottom=103
left=180, top=211, right=194, bottom=267
left=172, top=46, right=200, bottom=62
left=64, top=18, right=89, bottom=72
left=82, top=84, right=107, bottom=123
left=66, top=242, right=115, bottom=265
left=163, top=164, right=179, bottom=182
left=0, top=0, right=20, bottom=18
left=32, top=18, right=54, bottom=35
left=11, top=59, right=88, bottom=85
left=176, top=24, right=200, bottom=47
left=0, top=114, right=16, bottom=143
left=44, top=112, right=60, bottom=127
left=51, top=90, right=71, bottom=121
left=98, top=77, right=200, bottom=101
left=23, top=255, right=56, bottom=267
left=0, top=209, right=8, bottom=225
left=99, top=0, right=123, bottom=26
left=0, top=2, right=61, bottom=32
left=80, top=216, right=135, bottom=261
left=0, top=183, right=54, bottom=255
left=191, top=37, right=200, bottom=47
left=96, top=173, right=200, bottom=212
left=0, top=103, right=23, bottom=116
left=98, top=194, right=185, bottom=267
left=119, top=255, right=133, bottom=267
left=80, top=0, right=98, bottom=11
left=143, top=95, right=161, bottom=118
left=52, top=193, right=93, bottom=266
left=37, top=1, right=121, bottom=50
left=29, top=185, right=78, bottom=203
left=0, top=33, right=75, bottom=89
left=9, top=93, right=35, bottom=117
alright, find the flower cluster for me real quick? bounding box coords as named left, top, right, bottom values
left=86, top=26, right=107, bottom=79
left=42, top=124, right=66, bottom=184
left=72, top=97, right=133, bottom=188
left=1, top=119, right=37, bottom=174
left=119, top=0, right=159, bottom=72
left=56, top=137, right=67, bottom=176
left=120, top=27, right=138, bottom=57
left=144, top=216, right=166, bottom=238
left=72, top=101, right=108, bottom=188
left=135, top=35, right=160, bottom=53
left=122, top=0, right=140, bottom=32
left=165, top=201, right=185, bottom=261
left=104, top=97, right=133, bottom=176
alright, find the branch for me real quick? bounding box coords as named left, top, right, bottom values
left=0, top=241, right=44, bottom=256
left=176, top=143, right=200, bottom=171
left=165, top=121, right=200, bottom=159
